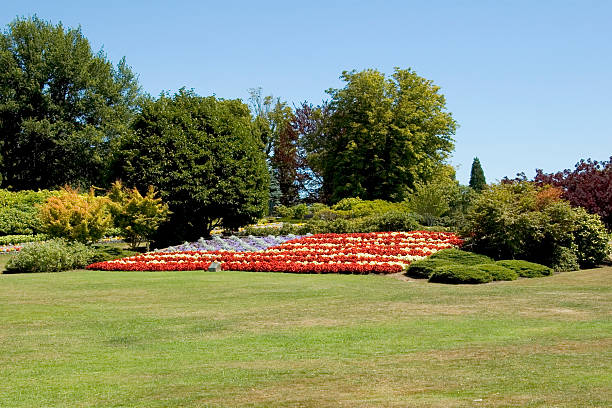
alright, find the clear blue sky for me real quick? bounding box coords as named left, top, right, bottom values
left=3, top=0, right=611, bottom=184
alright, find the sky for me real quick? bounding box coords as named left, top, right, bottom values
left=2, top=0, right=611, bottom=184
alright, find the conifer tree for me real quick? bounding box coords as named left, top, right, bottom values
left=469, top=157, right=487, bottom=192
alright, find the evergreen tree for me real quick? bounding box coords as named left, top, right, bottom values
left=469, top=157, right=487, bottom=192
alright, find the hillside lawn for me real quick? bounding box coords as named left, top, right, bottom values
left=0, top=254, right=610, bottom=407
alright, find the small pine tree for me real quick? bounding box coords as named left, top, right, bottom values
left=469, top=157, right=487, bottom=192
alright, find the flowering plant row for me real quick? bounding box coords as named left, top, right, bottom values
left=87, top=231, right=463, bottom=274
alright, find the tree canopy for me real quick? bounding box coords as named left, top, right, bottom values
left=308, top=68, right=456, bottom=203
left=0, top=16, right=143, bottom=189
left=116, top=89, right=269, bottom=245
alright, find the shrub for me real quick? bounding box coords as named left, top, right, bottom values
left=0, top=189, right=56, bottom=235
left=428, top=248, right=493, bottom=266
left=462, top=181, right=609, bottom=269
left=495, top=260, right=553, bottom=278
left=475, top=264, right=518, bottom=281
left=405, top=258, right=453, bottom=279
left=331, top=198, right=408, bottom=219
left=549, top=246, right=580, bottom=272
left=107, top=181, right=170, bottom=250
left=572, top=207, right=611, bottom=268
left=428, top=265, right=493, bottom=284
left=4, top=239, right=96, bottom=273
left=358, top=211, right=420, bottom=232
left=0, top=234, right=48, bottom=245
left=39, top=187, right=111, bottom=243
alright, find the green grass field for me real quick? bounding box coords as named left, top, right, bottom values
left=1, top=260, right=611, bottom=407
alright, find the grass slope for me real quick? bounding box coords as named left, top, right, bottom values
left=0, top=268, right=611, bottom=407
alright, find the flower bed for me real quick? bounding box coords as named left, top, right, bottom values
left=87, top=231, right=463, bottom=274
left=159, top=234, right=301, bottom=252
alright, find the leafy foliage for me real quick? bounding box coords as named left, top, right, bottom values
left=38, top=187, right=111, bottom=243
left=116, top=89, right=269, bottom=245
left=107, top=181, right=170, bottom=249
left=5, top=239, right=96, bottom=273
left=309, top=68, right=457, bottom=203
left=0, top=234, right=48, bottom=245
left=0, top=189, right=56, bottom=235
left=535, top=157, right=612, bottom=229
left=462, top=181, right=610, bottom=268
left=0, top=17, right=142, bottom=189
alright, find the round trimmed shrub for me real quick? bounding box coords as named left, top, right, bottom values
left=428, top=265, right=493, bottom=284
left=475, top=264, right=518, bottom=281
left=405, top=258, right=453, bottom=279
left=495, top=260, right=553, bottom=278
left=428, top=248, right=494, bottom=266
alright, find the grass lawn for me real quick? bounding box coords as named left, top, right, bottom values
left=0, top=263, right=610, bottom=407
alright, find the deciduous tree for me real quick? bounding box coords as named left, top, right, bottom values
left=116, top=89, right=269, bottom=245
left=314, top=68, right=457, bottom=203
left=0, top=17, right=143, bottom=189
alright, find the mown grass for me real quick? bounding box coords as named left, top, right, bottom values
left=0, top=266, right=611, bottom=407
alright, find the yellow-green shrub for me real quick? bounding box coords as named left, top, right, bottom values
left=38, top=187, right=111, bottom=243
left=107, top=181, right=170, bottom=249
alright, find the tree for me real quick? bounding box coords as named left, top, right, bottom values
left=312, top=68, right=457, bottom=203
left=0, top=17, right=143, bottom=189
left=534, top=157, right=612, bottom=229
left=248, top=88, right=299, bottom=206
left=292, top=102, right=328, bottom=201
left=469, top=157, right=487, bottom=192
left=116, top=89, right=269, bottom=245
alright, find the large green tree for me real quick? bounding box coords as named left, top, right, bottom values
left=116, top=89, right=269, bottom=245
left=312, top=68, right=457, bottom=203
left=0, top=17, right=142, bottom=189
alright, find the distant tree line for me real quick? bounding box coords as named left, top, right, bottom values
left=0, top=17, right=459, bottom=241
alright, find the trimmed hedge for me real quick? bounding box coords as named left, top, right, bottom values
left=495, top=260, right=553, bottom=278
left=428, top=248, right=494, bottom=266
left=428, top=265, right=493, bottom=284
left=475, top=264, right=518, bottom=281
left=405, top=258, right=453, bottom=279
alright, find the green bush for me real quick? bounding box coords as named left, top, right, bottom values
left=4, top=239, right=96, bottom=273
left=572, top=207, right=611, bottom=268
left=475, top=264, right=518, bottom=281
left=428, top=248, right=494, bottom=266
left=428, top=265, right=493, bottom=284
left=495, top=260, right=553, bottom=278
left=462, top=182, right=610, bottom=269
left=0, top=189, right=56, bottom=235
left=359, top=211, right=420, bottom=232
left=405, top=258, right=453, bottom=279
left=0, top=234, right=48, bottom=245
left=550, top=246, right=580, bottom=272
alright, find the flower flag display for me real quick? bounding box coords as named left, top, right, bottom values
left=87, top=231, right=463, bottom=274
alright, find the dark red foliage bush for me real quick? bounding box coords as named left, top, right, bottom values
left=535, top=157, right=612, bottom=229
